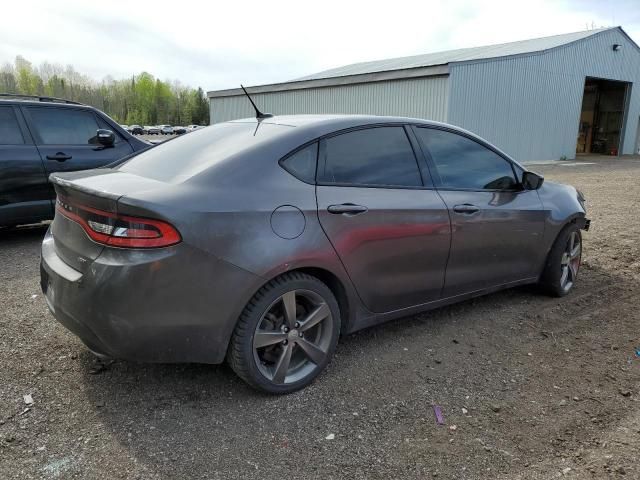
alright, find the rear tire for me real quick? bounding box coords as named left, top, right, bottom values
left=539, top=223, right=582, bottom=297
left=227, top=272, right=340, bottom=394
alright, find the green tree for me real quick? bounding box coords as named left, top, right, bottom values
left=15, top=56, right=41, bottom=95
left=0, top=63, right=17, bottom=93
left=0, top=56, right=209, bottom=125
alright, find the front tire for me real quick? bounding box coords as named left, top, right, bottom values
left=227, top=272, right=340, bottom=394
left=540, top=223, right=582, bottom=297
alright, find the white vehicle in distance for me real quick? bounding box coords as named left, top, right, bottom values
left=187, top=124, right=204, bottom=132
left=160, top=125, right=174, bottom=135
left=145, top=126, right=161, bottom=135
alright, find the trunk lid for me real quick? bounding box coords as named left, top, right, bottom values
left=49, top=169, right=168, bottom=272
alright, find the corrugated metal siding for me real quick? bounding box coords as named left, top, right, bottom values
left=210, top=76, right=449, bottom=124
left=295, top=29, right=608, bottom=81
left=448, top=28, right=640, bottom=161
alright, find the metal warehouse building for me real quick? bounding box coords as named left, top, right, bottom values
left=208, top=27, right=640, bottom=162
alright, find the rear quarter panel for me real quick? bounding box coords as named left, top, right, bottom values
left=116, top=148, right=361, bottom=336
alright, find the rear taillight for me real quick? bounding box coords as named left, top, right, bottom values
left=56, top=197, right=181, bottom=248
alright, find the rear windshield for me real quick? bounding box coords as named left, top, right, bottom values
left=118, top=122, right=290, bottom=183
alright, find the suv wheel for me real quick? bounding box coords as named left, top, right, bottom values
left=227, top=272, right=340, bottom=394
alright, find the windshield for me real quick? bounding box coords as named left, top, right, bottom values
left=118, top=122, right=291, bottom=183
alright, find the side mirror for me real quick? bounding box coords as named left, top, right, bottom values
left=522, top=171, right=544, bottom=190
left=96, top=129, right=115, bottom=148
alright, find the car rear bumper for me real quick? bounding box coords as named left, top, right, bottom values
left=40, top=228, right=263, bottom=364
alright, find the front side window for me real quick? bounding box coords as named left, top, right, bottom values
left=281, top=142, right=318, bottom=184
left=0, top=106, right=25, bottom=145
left=415, top=128, right=517, bottom=190
left=28, top=107, right=100, bottom=145
left=320, top=126, right=422, bottom=187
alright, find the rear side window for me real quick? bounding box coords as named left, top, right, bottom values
left=0, top=107, right=25, bottom=145
left=415, top=128, right=517, bottom=190
left=320, top=127, right=422, bottom=187
left=27, top=107, right=100, bottom=145
left=280, top=143, right=318, bottom=183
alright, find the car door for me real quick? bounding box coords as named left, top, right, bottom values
left=22, top=106, right=134, bottom=200
left=0, top=105, right=52, bottom=226
left=316, top=125, right=451, bottom=313
left=413, top=126, right=545, bottom=298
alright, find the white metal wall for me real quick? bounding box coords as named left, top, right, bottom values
left=210, top=76, right=449, bottom=124
left=447, top=28, right=640, bottom=161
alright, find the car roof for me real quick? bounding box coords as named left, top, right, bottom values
left=228, top=113, right=475, bottom=142
left=227, top=114, right=521, bottom=167
left=118, top=113, right=524, bottom=184
left=228, top=113, right=469, bottom=133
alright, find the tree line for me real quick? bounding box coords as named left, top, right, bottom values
left=0, top=56, right=209, bottom=126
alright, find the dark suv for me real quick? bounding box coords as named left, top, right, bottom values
left=0, top=95, right=150, bottom=228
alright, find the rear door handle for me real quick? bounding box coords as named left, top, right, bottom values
left=46, top=152, right=72, bottom=162
left=327, top=204, right=368, bottom=215
left=453, top=204, right=480, bottom=214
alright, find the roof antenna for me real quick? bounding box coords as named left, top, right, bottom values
left=241, top=84, right=273, bottom=120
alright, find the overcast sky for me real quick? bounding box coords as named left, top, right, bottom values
left=2, top=0, right=639, bottom=92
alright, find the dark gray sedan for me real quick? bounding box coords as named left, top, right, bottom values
left=40, top=115, right=589, bottom=393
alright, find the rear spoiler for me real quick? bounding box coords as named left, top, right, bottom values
left=49, top=171, right=124, bottom=202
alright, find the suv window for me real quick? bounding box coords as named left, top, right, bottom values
left=281, top=143, right=318, bottom=183
left=27, top=107, right=100, bottom=145
left=0, top=106, right=25, bottom=145
left=416, top=128, right=518, bottom=190
left=320, top=127, right=422, bottom=187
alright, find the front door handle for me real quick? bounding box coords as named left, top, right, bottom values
left=46, top=152, right=72, bottom=162
left=327, top=203, right=368, bottom=215
left=453, top=204, right=480, bottom=214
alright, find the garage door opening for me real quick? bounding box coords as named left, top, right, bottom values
left=576, top=77, right=628, bottom=155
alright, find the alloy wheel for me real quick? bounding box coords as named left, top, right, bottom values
left=252, top=289, right=333, bottom=385
left=560, top=231, right=581, bottom=291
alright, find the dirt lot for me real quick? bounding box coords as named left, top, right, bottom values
left=1, top=155, right=639, bottom=479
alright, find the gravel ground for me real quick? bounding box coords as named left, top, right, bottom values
left=1, top=155, right=639, bottom=479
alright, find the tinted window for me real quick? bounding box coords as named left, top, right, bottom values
left=0, top=107, right=24, bottom=145
left=119, top=122, right=292, bottom=183
left=28, top=107, right=100, bottom=145
left=281, top=143, right=317, bottom=183
left=416, top=128, right=517, bottom=190
left=320, top=127, right=422, bottom=187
